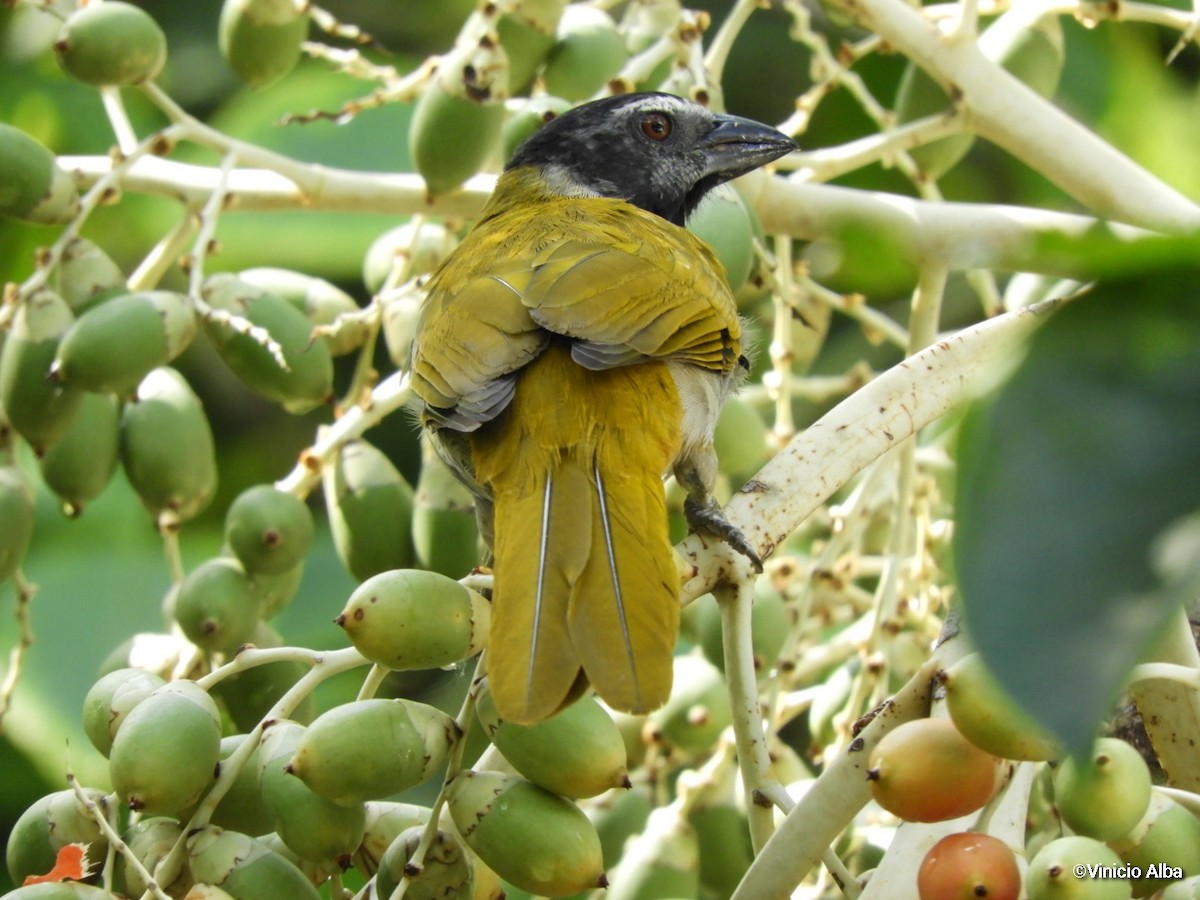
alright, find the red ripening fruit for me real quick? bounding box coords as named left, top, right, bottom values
left=918, top=832, right=1022, bottom=900
left=867, top=717, right=1000, bottom=823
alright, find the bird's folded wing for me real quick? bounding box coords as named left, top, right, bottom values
left=410, top=267, right=548, bottom=430
left=523, top=236, right=741, bottom=373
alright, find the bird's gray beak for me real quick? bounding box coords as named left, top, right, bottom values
left=701, top=113, right=797, bottom=181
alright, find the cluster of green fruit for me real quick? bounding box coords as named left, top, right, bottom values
left=19, top=0, right=306, bottom=96
left=864, top=653, right=1200, bottom=900
left=0, top=242, right=364, bottom=547
left=3, top=550, right=786, bottom=900
left=2, top=566, right=565, bottom=897
left=5, top=650, right=747, bottom=900
left=0, top=3, right=168, bottom=241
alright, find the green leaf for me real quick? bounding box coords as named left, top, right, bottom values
left=955, top=266, right=1200, bottom=752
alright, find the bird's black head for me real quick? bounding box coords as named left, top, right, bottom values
left=506, top=92, right=796, bottom=226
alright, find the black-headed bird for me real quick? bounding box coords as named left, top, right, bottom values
left=410, top=92, right=796, bottom=723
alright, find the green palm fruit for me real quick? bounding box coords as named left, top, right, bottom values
left=181, top=886, right=238, bottom=900
left=649, top=654, right=733, bottom=755
left=109, top=680, right=221, bottom=815
left=409, top=43, right=507, bottom=196
left=501, top=95, right=572, bottom=163
left=894, top=10, right=1064, bottom=179
left=374, top=826, right=474, bottom=900
left=5, top=788, right=109, bottom=886
left=690, top=803, right=755, bottom=899
left=495, top=0, right=564, bottom=93
left=1055, top=738, right=1152, bottom=842
left=37, top=391, right=121, bottom=516
left=238, top=267, right=365, bottom=356
left=711, top=394, right=770, bottom=484
left=734, top=212, right=772, bottom=312
left=248, top=559, right=304, bottom=619
left=52, top=291, right=197, bottom=396
left=287, top=698, right=456, bottom=807
left=210, top=735, right=274, bottom=836
left=211, top=622, right=312, bottom=730
left=237, top=267, right=354, bottom=316
left=412, top=441, right=480, bottom=578
left=0, top=124, right=79, bottom=224
left=187, top=826, right=321, bottom=900
left=225, top=485, right=313, bottom=576
left=1027, top=836, right=1132, bottom=900
left=218, top=0, right=309, bottom=89
left=606, top=806, right=700, bottom=900
left=122, top=816, right=192, bottom=897
left=380, top=285, right=423, bottom=368
left=476, top=690, right=627, bottom=798
left=687, top=184, right=760, bottom=296
left=120, top=367, right=218, bottom=521
left=1161, top=875, right=1200, bottom=899
left=334, top=568, right=489, bottom=670
left=0, top=467, right=35, bottom=585
left=1115, top=796, right=1200, bottom=896
left=607, top=705, right=650, bottom=774
left=589, top=787, right=653, bottom=869
left=807, top=657, right=857, bottom=749
left=541, top=6, right=628, bottom=101
left=174, top=557, right=264, bottom=656
left=71, top=286, right=126, bottom=318
left=885, top=629, right=934, bottom=690
left=257, top=720, right=367, bottom=866
left=201, top=275, right=334, bottom=413
left=55, top=238, right=125, bottom=311
left=988, top=11, right=1067, bottom=97
left=253, top=832, right=334, bottom=888
left=81, top=666, right=166, bottom=757
left=364, top=220, right=458, bottom=294
left=693, top=582, right=788, bottom=676
left=98, top=631, right=197, bottom=681
left=0, top=289, right=83, bottom=454
left=446, top=770, right=605, bottom=898
left=54, top=2, right=166, bottom=85
left=353, top=802, right=431, bottom=876
left=371, top=221, right=453, bottom=355
left=943, top=652, right=1062, bottom=761
left=3, top=885, right=114, bottom=899
left=322, top=439, right=415, bottom=581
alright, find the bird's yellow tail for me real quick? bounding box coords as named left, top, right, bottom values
left=471, top=344, right=682, bottom=723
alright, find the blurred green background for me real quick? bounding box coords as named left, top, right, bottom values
left=2, top=0, right=1199, bottom=892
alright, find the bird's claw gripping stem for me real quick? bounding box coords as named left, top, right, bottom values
left=684, top=497, right=764, bottom=573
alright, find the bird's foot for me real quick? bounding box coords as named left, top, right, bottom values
left=684, top=497, right=763, bottom=573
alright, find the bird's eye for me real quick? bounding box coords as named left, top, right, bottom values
left=640, top=113, right=672, bottom=141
